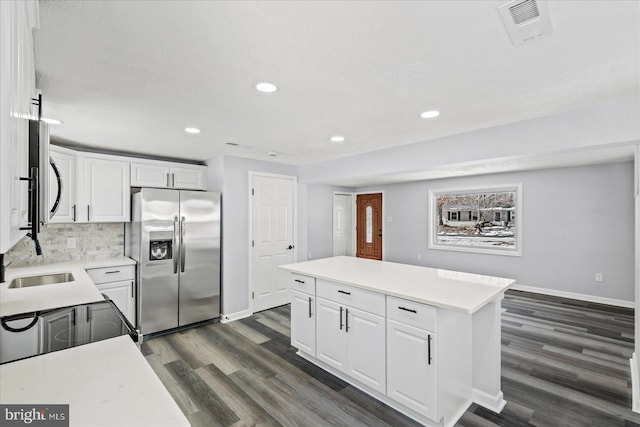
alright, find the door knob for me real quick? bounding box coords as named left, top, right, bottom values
left=287, top=245, right=295, bottom=250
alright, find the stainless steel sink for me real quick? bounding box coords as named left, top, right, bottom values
left=8, top=272, right=75, bottom=289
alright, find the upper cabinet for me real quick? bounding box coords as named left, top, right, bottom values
left=81, top=155, right=130, bottom=222
left=0, top=0, right=39, bottom=253
left=49, top=145, right=77, bottom=223
left=130, top=162, right=206, bottom=190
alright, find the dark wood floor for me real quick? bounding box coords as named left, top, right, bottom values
left=141, top=290, right=640, bottom=426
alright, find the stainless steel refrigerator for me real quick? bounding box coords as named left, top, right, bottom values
left=126, top=188, right=221, bottom=336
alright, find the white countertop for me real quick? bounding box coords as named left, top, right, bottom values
left=280, top=256, right=515, bottom=314
left=1, top=257, right=136, bottom=317
left=0, top=335, right=189, bottom=427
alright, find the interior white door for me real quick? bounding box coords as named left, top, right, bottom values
left=333, top=193, right=354, bottom=256
left=251, top=174, right=296, bottom=312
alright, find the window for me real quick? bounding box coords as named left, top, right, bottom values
left=429, top=184, right=522, bottom=256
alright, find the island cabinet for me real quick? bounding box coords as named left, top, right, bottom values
left=290, top=273, right=316, bottom=356
left=281, top=256, right=514, bottom=427
left=386, top=296, right=438, bottom=420
left=316, top=280, right=386, bottom=394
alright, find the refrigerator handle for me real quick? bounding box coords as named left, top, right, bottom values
left=173, top=216, right=179, bottom=274
left=180, top=216, right=186, bottom=273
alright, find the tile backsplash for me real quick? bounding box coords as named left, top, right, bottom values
left=5, top=223, right=125, bottom=266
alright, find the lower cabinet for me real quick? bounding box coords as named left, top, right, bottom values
left=316, top=297, right=386, bottom=394
left=86, top=264, right=136, bottom=327
left=291, top=289, right=316, bottom=355
left=387, top=319, right=437, bottom=420
left=96, top=280, right=135, bottom=326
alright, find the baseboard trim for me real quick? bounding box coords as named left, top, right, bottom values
left=472, top=389, right=506, bottom=414
left=631, top=354, right=640, bottom=413
left=511, top=284, right=634, bottom=309
left=220, top=309, right=252, bottom=323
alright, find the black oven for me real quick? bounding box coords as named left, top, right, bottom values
left=0, top=297, right=137, bottom=365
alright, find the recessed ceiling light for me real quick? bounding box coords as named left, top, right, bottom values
left=330, top=135, right=345, bottom=143
left=41, top=117, right=62, bottom=125
left=420, top=110, right=440, bottom=119
left=256, top=82, right=278, bottom=93
left=184, top=127, right=200, bottom=134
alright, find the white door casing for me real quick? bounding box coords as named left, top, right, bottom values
left=249, top=172, right=297, bottom=313
left=333, top=192, right=354, bottom=256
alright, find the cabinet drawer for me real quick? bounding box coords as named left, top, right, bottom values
left=387, top=296, right=437, bottom=332
left=317, top=280, right=385, bottom=316
left=87, top=265, right=135, bottom=284
left=290, top=273, right=316, bottom=295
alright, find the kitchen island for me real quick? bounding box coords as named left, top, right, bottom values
left=280, top=256, right=515, bottom=427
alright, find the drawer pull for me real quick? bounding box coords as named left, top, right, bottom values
left=428, top=334, right=432, bottom=365
left=338, top=290, right=351, bottom=295
left=295, top=279, right=305, bottom=284
left=398, top=306, right=417, bottom=314
left=105, top=270, right=121, bottom=274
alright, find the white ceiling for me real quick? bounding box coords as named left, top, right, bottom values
left=35, top=0, right=639, bottom=168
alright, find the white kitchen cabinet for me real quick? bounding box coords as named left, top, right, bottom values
left=86, top=264, right=136, bottom=326
left=290, top=273, right=316, bottom=356
left=40, top=307, right=76, bottom=353
left=315, top=280, right=386, bottom=394
left=48, top=145, right=77, bottom=223
left=130, top=161, right=206, bottom=190
left=80, top=155, right=130, bottom=222
left=387, top=319, right=437, bottom=420
left=0, top=0, right=38, bottom=253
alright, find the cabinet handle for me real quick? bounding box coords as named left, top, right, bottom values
left=167, top=173, right=171, bottom=187
left=131, top=282, right=134, bottom=298
left=308, top=297, right=312, bottom=318
left=338, top=290, right=351, bottom=295
left=87, top=307, right=91, bottom=322
left=345, top=308, right=349, bottom=332
left=87, top=205, right=90, bottom=221
left=72, top=308, right=76, bottom=326
left=171, top=173, right=175, bottom=188
left=428, top=334, right=432, bottom=365
left=294, top=279, right=305, bottom=284
left=398, top=306, right=417, bottom=314
left=339, top=306, right=343, bottom=330
left=72, top=204, right=76, bottom=222
left=105, top=270, right=121, bottom=274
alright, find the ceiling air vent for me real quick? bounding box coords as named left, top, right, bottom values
left=497, top=0, right=553, bottom=47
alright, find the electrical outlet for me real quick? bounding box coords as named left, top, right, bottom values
left=595, top=273, right=603, bottom=282
left=67, top=238, right=76, bottom=249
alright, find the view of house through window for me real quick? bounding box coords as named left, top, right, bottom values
left=429, top=185, right=522, bottom=256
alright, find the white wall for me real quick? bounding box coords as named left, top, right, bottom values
left=305, top=184, right=354, bottom=261
left=206, top=155, right=299, bottom=318
left=354, top=162, right=635, bottom=303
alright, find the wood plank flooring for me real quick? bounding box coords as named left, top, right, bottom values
left=141, top=290, right=640, bottom=426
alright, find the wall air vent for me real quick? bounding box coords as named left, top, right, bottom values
left=498, top=0, right=553, bottom=47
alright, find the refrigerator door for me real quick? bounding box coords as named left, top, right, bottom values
left=178, top=191, right=221, bottom=326
left=139, top=188, right=180, bottom=334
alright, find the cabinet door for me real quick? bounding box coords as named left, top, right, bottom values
left=85, top=302, right=128, bottom=342
left=83, top=157, right=130, bottom=222
left=171, top=165, right=206, bottom=190
left=291, top=289, right=316, bottom=356
left=49, top=147, right=76, bottom=223
left=97, top=280, right=135, bottom=326
left=40, top=307, right=78, bottom=353
left=346, top=307, right=386, bottom=393
left=316, top=298, right=347, bottom=372
left=386, top=319, right=437, bottom=420
left=130, top=162, right=170, bottom=188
